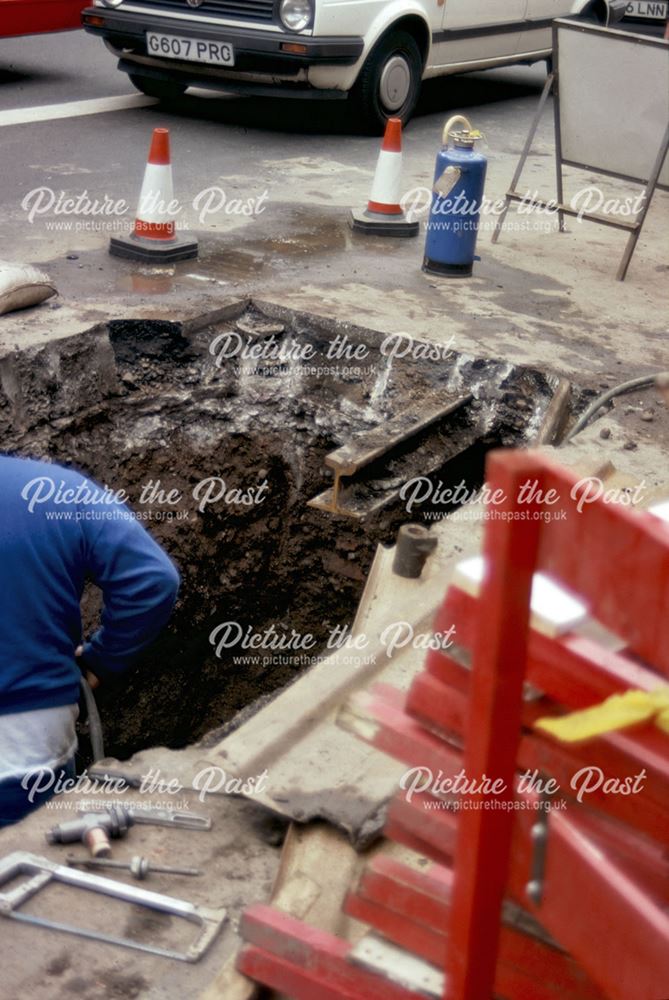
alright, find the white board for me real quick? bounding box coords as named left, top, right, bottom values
left=556, top=20, right=669, bottom=188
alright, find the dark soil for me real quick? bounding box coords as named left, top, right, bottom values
left=0, top=300, right=581, bottom=758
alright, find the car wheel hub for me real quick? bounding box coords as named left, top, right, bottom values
left=379, top=55, right=411, bottom=112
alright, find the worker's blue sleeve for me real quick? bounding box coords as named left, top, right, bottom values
left=80, top=507, right=180, bottom=680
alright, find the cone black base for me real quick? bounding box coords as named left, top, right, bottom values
left=422, top=256, right=473, bottom=278
left=110, top=232, right=199, bottom=262
left=349, top=209, right=419, bottom=238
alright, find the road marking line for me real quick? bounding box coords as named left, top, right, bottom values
left=0, top=94, right=158, bottom=128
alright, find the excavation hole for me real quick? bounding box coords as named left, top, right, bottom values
left=1, top=301, right=584, bottom=759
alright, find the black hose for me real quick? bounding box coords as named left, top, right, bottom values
left=565, top=373, right=669, bottom=442
left=79, top=675, right=105, bottom=763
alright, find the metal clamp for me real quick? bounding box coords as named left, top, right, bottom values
left=0, top=852, right=225, bottom=962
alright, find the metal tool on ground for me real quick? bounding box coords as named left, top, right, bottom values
left=0, top=851, right=225, bottom=962
left=350, top=117, right=419, bottom=238
left=308, top=394, right=473, bottom=517
left=66, top=853, right=202, bottom=880
left=46, top=807, right=131, bottom=857
left=76, top=802, right=212, bottom=831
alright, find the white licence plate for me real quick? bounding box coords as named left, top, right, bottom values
left=146, top=32, right=235, bottom=66
left=624, top=0, right=667, bottom=18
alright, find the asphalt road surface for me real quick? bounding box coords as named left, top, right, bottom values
left=1, top=28, right=666, bottom=380
left=0, top=28, right=548, bottom=262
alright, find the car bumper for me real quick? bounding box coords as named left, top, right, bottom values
left=618, top=17, right=667, bottom=35
left=81, top=7, right=364, bottom=70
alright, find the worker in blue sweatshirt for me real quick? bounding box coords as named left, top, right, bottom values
left=0, top=453, right=180, bottom=827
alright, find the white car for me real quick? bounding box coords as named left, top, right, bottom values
left=82, top=0, right=622, bottom=131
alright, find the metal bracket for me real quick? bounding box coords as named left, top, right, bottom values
left=0, top=852, right=226, bottom=962
left=525, top=792, right=551, bottom=906
left=350, top=933, right=443, bottom=998
left=308, top=394, right=472, bottom=517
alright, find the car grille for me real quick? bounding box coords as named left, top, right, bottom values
left=135, top=0, right=276, bottom=23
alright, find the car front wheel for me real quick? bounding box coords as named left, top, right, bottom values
left=351, top=30, right=423, bottom=135
left=128, top=73, right=188, bottom=100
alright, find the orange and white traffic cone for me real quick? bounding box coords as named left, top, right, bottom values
left=110, top=127, right=198, bottom=261
left=350, top=117, right=418, bottom=237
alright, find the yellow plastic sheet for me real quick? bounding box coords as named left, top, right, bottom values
left=535, top=689, right=669, bottom=742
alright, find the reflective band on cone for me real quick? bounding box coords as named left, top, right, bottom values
left=350, top=117, right=419, bottom=238
left=134, top=131, right=176, bottom=241
left=110, top=127, right=198, bottom=261
left=368, top=149, right=403, bottom=214
left=134, top=220, right=175, bottom=239
left=368, top=119, right=403, bottom=214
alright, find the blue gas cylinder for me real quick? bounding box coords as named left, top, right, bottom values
left=423, top=115, right=487, bottom=278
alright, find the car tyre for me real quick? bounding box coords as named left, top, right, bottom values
left=128, top=74, right=188, bottom=100
left=350, top=29, right=422, bottom=135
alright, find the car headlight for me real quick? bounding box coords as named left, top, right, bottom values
left=99, top=0, right=124, bottom=7
left=279, top=0, right=313, bottom=32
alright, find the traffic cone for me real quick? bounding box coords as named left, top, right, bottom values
left=110, top=127, right=198, bottom=262
left=350, top=118, right=419, bottom=238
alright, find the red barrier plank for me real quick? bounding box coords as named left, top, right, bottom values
left=532, top=809, right=669, bottom=1000
left=239, top=905, right=428, bottom=1000
left=386, top=792, right=458, bottom=863
left=405, top=673, right=467, bottom=742
left=434, top=585, right=665, bottom=707
left=369, top=677, right=668, bottom=847
left=347, top=870, right=606, bottom=1000
left=447, top=451, right=549, bottom=1000
left=355, top=856, right=606, bottom=1000
left=539, top=463, right=669, bottom=676
left=344, top=689, right=462, bottom=778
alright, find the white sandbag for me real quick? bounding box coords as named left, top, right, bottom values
left=0, top=260, right=57, bottom=316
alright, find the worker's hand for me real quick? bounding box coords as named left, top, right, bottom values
left=75, top=644, right=101, bottom=690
